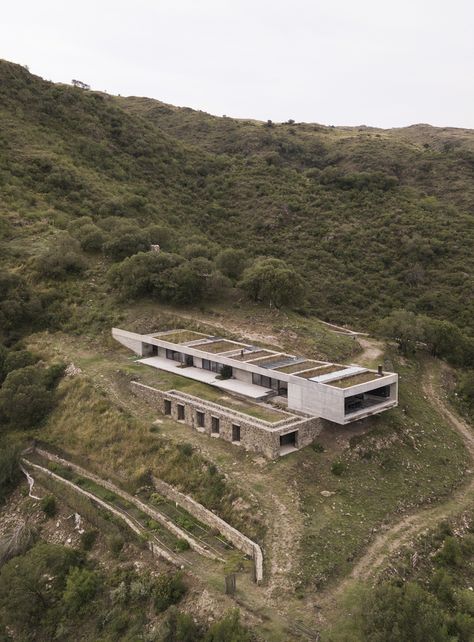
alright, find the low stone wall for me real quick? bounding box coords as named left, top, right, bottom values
left=34, top=448, right=221, bottom=562
left=23, top=458, right=181, bottom=567
left=152, top=475, right=264, bottom=584
left=131, top=381, right=322, bottom=460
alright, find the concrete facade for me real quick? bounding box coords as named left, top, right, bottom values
left=113, top=327, right=398, bottom=426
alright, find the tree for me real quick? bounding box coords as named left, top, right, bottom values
left=62, top=566, right=101, bottom=613
left=458, top=370, right=474, bottom=411
left=378, top=310, right=424, bottom=355
left=103, top=231, right=150, bottom=262
left=35, top=235, right=86, bottom=279
left=359, top=582, right=450, bottom=642
left=108, top=251, right=184, bottom=299
left=422, top=318, right=466, bottom=365
left=0, top=366, right=53, bottom=428
left=239, top=258, right=305, bottom=308
left=0, top=542, right=82, bottom=635
left=0, top=443, right=21, bottom=503
left=216, top=248, right=248, bottom=281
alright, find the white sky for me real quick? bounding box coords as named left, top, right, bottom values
left=1, top=0, right=473, bottom=128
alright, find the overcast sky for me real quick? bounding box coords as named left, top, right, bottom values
left=2, top=0, right=473, bottom=128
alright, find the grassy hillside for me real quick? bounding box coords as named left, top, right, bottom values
left=1, top=58, right=474, bottom=640
left=0, top=59, right=473, bottom=334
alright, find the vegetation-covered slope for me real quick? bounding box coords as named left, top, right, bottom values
left=1, top=58, right=473, bottom=334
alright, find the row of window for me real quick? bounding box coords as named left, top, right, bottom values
left=166, top=349, right=182, bottom=362
left=251, top=373, right=288, bottom=396
left=202, top=359, right=224, bottom=373
left=164, top=400, right=241, bottom=442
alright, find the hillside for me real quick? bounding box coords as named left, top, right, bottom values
left=1, top=59, right=474, bottom=641
left=0, top=59, right=473, bottom=333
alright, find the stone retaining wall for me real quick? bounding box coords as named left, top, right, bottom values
left=34, top=448, right=220, bottom=562
left=23, top=458, right=181, bottom=567
left=131, top=382, right=322, bottom=460
left=152, top=475, right=264, bottom=583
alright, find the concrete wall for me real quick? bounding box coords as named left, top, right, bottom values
left=288, top=373, right=398, bottom=424
left=113, top=328, right=398, bottom=425
left=131, top=382, right=322, bottom=460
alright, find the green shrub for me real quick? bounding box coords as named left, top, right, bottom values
left=35, top=235, right=86, bottom=279
left=62, top=566, right=101, bottom=613
left=220, top=365, right=233, bottom=380
left=109, top=536, right=124, bottom=557
left=103, top=231, right=150, bottom=262
left=153, top=571, right=186, bottom=613
left=0, top=443, right=21, bottom=504
left=40, top=495, right=57, bottom=518
left=178, top=443, right=193, bottom=457
left=160, top=606, right=200, bottom=642
left=80, top=529, right=98, bottom=551
left=175, top=538, right=191, bottom=552
left=331, top=461, right=346, bottom=476
left=435, top=536, right=463, bottom=567
left=312, top=441, right=325, bottom=453
left=0, top=366, right=54, bottom=428
left=204, top=609, right=253, bottom=641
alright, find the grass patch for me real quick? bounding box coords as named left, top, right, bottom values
left=330, top=372, right=383, bottom=388
left=155, top=330, right=210, bottom=343
left=295, top=354, right=470, bottom=590
left=194, top=340, right=244, bottom=353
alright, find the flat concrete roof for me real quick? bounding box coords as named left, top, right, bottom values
left=138, top=356, right=274, bottom=400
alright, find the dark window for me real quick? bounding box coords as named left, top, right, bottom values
left=345, top=394, right=363, bottom=414
left=369, top=385, right=390, bottom=398
left=196, top=411, right=205, bottom=428
left=278, top=381, right=288, bottom=397
left=211, top=416, right=220, bottom=434
left=252, top=373, right=283, bottom=391
left=166, top=349, right=182, bottom=362
left=185, top=354, right=194, bottom=366
left=280, top=431, right=297, bottom=448
left=232, top=424, right=241, bottom=442
left=164, top=399, right=171, bottom=415
left=177, top=404, right=185, bottom=420
left=202, top=359, right=222, bottom=373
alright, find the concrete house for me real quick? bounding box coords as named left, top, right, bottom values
left=113, top=327, right=398, bottom=458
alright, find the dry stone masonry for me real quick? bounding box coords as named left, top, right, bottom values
left=131, top=381, right=323, bottom=460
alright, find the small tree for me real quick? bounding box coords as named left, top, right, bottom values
left=216, top=248, right=248, bottom=281
left=239, top=258, right=305, bottom=308
left=35, top=235, right=86, bottom=279
left=153, top=572, right=186, bottom=613
left=103, top=231, right=150, bottom=262
left=0, top=366, right=53, bottom=428
left=62, top=566, right=101, bottom=613
left=378, top=310, right=424, bottom=355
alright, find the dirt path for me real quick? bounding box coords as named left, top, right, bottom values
left=356, top=337, right=384, bottom=366
left=317, top=363, right=474, bottom=624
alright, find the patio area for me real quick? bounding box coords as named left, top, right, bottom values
left=138, top=356, right=274, bottom=400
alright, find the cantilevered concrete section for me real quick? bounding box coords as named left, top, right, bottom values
left=113, top=327, right=398, bottom=425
